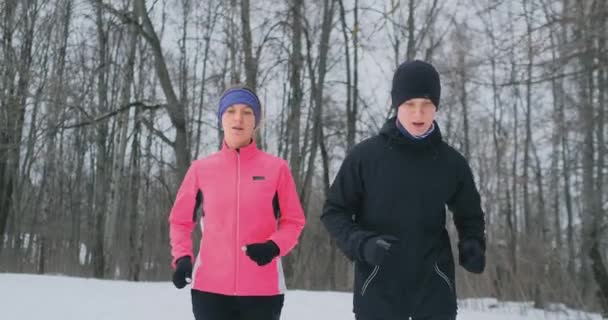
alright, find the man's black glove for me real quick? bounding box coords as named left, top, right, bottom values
left=459, top=238, right=485, bottom=274
left=244, top=240, right=280, bottom=266
left=172, top=256, right=193, bottom=289
left=360, top=235, right=399, bottom=266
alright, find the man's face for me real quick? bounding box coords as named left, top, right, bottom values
left=396, top=98, right=437, bottom=136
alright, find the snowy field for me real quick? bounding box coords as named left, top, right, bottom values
left=0, top=273, right=601, bottom=320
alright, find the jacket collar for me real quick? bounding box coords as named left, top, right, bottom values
left=380, top=116, right=443, bottom=149
left=221, top=139, right=259, bottom=160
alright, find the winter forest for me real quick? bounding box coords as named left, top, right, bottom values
left=0, top=0, right=606, bottom=316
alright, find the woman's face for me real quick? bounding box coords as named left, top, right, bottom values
left=222, top=103, right=256, bottom=149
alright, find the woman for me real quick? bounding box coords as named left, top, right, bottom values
left=169, top=86, right=306, bottom=320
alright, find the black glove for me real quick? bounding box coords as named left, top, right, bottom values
left=172, top=256, right=193, bottom=289
left=459, top=238, right=485, bottom=274
left=245, top=240, right=280, bottom=266
left=360, top=235, right=399, bottom=266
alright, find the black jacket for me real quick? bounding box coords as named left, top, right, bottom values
left=321, top=117, right=485, bottom=319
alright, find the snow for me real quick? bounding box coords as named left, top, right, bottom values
left=0, top=273, right=602, bottom=320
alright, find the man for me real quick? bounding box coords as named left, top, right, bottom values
left=321, top=60, right=486, bottom=320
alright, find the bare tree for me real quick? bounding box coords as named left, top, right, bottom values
left=193, top=1, right=221, bottom=158
left=105, top=8, right=139, bottom=278
left=452, top=21, right=471, bottom=160
left=241, top=0, right=256, bottom=92
left=522, top=0, right=534, bottom=237
left=92, top=0, right=111, bottom=278
left=338, top=0, right=359, bottom=151
left=587, top=0, right=608, bottom=314
left=130, top=0, right=192, bottom=180
left=384, top=0, right=442, bottom=117
left=0, top=0, right=20, bottom=252
left=38, top=0, right=73, bottom=275
left=301, top=0, right=336, bottom=205
left=287, top=0, right=304, bottom=191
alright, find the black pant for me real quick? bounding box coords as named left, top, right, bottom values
left=191, top=289, right=284, bottom=320
left=356, top=314, right=456, bottom=320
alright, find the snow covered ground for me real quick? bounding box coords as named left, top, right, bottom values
left=0, top=273, right=601, bottom=320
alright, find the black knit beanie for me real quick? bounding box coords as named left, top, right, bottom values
left=391, top=60, right=441, bottom=109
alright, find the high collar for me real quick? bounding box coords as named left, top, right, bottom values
left=396, top=119, right=435, bottom=140
left=221, top=139, right=259, bottom=160
left=380, top=116, right=443, bottom=149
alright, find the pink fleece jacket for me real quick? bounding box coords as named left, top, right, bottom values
left=169, top=141, right=305, bottom=296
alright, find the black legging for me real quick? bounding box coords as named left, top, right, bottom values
left=356, top=314, right=456, bottom=320
left=191, top=289, right=284, bottom=320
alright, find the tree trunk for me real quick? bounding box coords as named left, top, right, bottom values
left=457, top=31, right=470, bottom=160
left=37, top=0, right=73, bottom=275
left=406, top=0, right=415, bottom=60
left=0, top=0, right=18, bottom=252
left=390, top=0, right=400, bottom=69
left=240, top=0, right=263, bottom=148
left=562, top=128, right=575, bottom=277
left=104, top=16, right=138, bottom=278
left=338, top=0, right=353, bottom=151
left=288, top=0, right=303, bottom=191
left=2, top=0, right=37, bottom=258
left=549, top=57, right=563, bottom=259
left=522, top=0, right=534, bottom=236
left=240, top=0, right=256, bottom=91
left=589, top=0, right=607, bottom=313
left=128, top=101, right=142, bottom=281
left=178, top=0, right=190, bottom=108
left=575, top=0, right=595, bottom=299
left=509, top=60, right=520, bottom=275
left=532, top=140, right=547, bottom=308
left=352, top=0, right=359, bottom=149
left=228, top=0, right=240, bottom=85
left=93, top=0, right=110, bottom=278
left=194, top=2, right=219, bottom=158
left=20, top=42, right=49, bottom=270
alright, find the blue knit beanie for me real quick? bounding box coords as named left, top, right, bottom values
left=218, top=87, right=261, bottom=127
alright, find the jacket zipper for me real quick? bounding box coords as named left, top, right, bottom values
left=234, top=150, right=241, bottom=295
left=434, top=262, right=454, bottom=292
left=361, top=265, right=380, bottom=296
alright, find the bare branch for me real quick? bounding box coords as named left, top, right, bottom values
left=60, top=102, right=163, bottom=129
left=140, top=116, right=175, bottom=148
left=95, top=0, right=156, bottom=45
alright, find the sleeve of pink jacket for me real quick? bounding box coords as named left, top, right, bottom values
left=168, top=162, right=200, bottom=267
left=269, top=160, right=306, bottom=256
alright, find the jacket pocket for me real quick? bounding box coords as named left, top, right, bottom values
left=434, top=262, right=454, bottom=293
left=361, top=265, right=380, bottom=296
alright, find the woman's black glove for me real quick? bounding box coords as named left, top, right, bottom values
left=172, top=256, right=193, bottom=289
left=244, top=240, right=280, bottom=266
